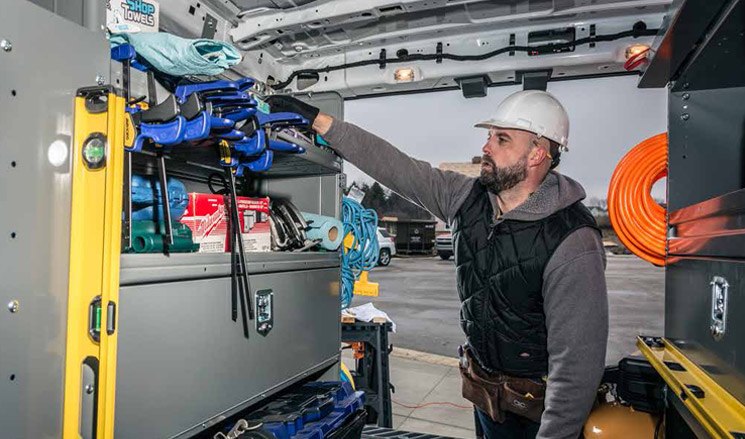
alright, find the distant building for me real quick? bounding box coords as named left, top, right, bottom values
left=438, top=156, right=482, bottom=178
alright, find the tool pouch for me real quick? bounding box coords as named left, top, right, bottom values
left=459, top=348, right=504, bottom=423
left=499, top=376, right=545, bottom=423
left=459, top=346, right=546, bottom=424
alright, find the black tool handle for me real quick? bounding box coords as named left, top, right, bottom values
left=157, top=154, right=174, bottom=247
left=225, top=168, right=251, bottom=338
left=122, top=59, right=133, bottom=250
left=227, top=169, right=255, bottom=321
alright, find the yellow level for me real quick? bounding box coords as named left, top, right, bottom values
left=637, top=336, right=745, bottom=438
left=62, top=87, right=125, bottom=439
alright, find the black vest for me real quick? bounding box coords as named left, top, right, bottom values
left=452, top=181, right=598, bottom=378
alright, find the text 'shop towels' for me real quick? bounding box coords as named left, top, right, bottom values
left=110, top=32, right=242, bottom=77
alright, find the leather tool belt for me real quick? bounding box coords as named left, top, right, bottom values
left=458, top=345, right=546, bottom=423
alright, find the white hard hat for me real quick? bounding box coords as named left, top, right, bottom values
left=475, top=90, right=570, bottom=150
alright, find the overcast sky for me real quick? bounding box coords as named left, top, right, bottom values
left=342, top=75, right=667, bottom=203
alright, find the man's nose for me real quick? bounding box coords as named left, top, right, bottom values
left=482, top=142, right=490, bottom=155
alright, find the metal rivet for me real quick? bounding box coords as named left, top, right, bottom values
left=1, top=39, right=12, bottom=52
left=682, top=93, right=690, bottom=100
left=85, top=384, right=95, bottom=394
left=683, top=82, right=690, bottom=89
left=7, top=300, right=19, bottom=313
left=95, top=75, right=105, bottom=85
left=681, top=113, right=690, bottom=121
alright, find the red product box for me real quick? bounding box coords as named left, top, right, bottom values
left=180, top=193, right=271, bottom=253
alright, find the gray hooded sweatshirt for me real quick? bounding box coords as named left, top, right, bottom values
left=324, top=120, right=608, bottom=439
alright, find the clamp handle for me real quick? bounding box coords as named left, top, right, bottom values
left=174, top=80, right=238, bottom=103
left=129, top=116, right=186, bottom=152
left=234, top=129, right=266, bottom=156
left=183, top=112, right=211, bottom=142
left=268, top=138, right=305, bottom=153
left=236, top=150, right=274, bottom=176
left=220, top=108, right=257, bottom=123
left=257, top=111, right=309, bottom=128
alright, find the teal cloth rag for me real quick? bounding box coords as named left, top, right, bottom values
left=110, top=32, right=241, bottom=77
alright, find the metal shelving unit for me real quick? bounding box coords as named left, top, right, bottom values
left=113, top=90, right=346, bottom=437
left=133, top=142, right=342, bottom=180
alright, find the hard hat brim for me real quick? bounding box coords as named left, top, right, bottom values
left=474, top=119, right=569, bottom=150
left=474, top=119, right=520, bottom=130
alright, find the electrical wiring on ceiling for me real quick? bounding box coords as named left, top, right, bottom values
left=270, top=22, right=659, bottom=90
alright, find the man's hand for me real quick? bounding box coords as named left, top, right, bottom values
left=265, top=95, right=333, bottom=135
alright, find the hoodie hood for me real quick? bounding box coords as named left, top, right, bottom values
left=497, top=171, right=587, bottom=222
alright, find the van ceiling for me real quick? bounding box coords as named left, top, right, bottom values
left=189, top=0, right=673, bottom=97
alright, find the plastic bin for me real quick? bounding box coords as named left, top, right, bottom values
left=212, top=382, right=366, bottom=439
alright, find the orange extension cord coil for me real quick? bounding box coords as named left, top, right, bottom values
left=607, top=133, right=668, bottom=267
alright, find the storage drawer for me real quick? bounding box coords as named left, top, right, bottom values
left=666, top=258, right=745, bottom=405
left=114, top=268, right=341, bottom=439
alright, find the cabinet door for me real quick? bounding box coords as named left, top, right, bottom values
left=114, top=268, right=341, bottom=439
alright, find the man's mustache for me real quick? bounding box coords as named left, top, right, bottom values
left=481, top=155, right=496, bottom=167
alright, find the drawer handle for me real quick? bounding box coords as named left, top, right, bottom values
left=710, top=276, right=729, bottom=340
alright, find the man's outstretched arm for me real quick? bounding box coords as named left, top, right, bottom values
left=320, top=115, right=473, bottom=223
left=268, top=95, right=474, bottom=223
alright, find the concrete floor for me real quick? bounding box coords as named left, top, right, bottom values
left=344, top=352, right=475, bottom=438
left=352, top=254, right=665, bottom=366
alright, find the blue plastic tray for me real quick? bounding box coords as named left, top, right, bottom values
left=246, top=382, right=365, bottom=439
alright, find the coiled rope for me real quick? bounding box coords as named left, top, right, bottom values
left=341, top=197, right=379, bottom=308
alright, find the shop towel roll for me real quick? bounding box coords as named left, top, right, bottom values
left=301, top=213, right=344, bottom=251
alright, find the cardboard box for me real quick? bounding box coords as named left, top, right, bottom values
left=234, top=197, right=271, bottom=252
left=180, top=193, right=271, bottom=253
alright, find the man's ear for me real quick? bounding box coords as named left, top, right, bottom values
left=529, top=139, right=549, bottom=166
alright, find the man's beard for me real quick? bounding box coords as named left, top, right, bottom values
left=478, top=154, right=528, bottom=194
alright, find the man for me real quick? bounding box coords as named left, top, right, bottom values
left=268, top=90, right=608, bottom=439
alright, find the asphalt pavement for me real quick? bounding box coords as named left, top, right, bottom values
left=352, top=254, right=664, bottom=365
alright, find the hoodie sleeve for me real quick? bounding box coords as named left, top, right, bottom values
left=323, top=118, right=474, bottom=223
left=538, top=227, right=608, bottom=439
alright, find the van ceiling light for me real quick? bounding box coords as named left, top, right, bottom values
left=394, top=67, right=416, bottom=82
left=625, top=44, right=650, bottom=60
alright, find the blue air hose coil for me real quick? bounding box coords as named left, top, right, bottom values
left=341, top=197, right=379, bottom=309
